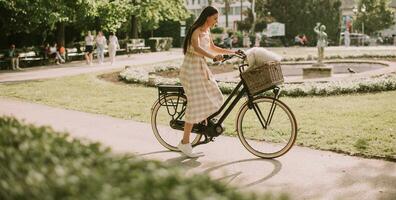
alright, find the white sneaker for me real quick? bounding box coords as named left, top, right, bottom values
left=177, top=141, right=203, bottom=158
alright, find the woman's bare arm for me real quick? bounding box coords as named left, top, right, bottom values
left=191, top=30, right=216, bottom=59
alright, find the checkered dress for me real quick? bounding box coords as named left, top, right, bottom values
left=179, top=33, right=223, bottom=124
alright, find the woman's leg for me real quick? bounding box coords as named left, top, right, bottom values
left=178, top=122, right=201, bottom=157
left=182, top=122, right=193, bottom=144
left=100, top=47, right=105, bottom=63
left=109, top=47, right=115, bottom=64
left=97, top=48, right=101, bottom=63
left=56, top=52, right=65, bottom=63
left=85, top=53, right=89, bottom=64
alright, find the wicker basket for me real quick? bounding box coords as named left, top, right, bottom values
left=241, top=61, right=284, bottom=95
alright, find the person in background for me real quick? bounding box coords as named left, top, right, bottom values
left=301, top=34, right=308, bottom=46
left=232, top=34, right=238, bottom=47
left=344, top=28, right=350, bottom=47
left=58, top=44, right=66, bottom=62
left=243, top=32, right=250, bottom=48
left=6, top=44, right=20, bottom=70
left=255, top=32, right=261, bottom=47
left=84, top=31, right=94, bottom=65
left=40, top=43, right=50, bottom=59
left=108, top=32, right=120, bottom=65
left=49, top=43, right=65, bottom=64
left=95, top=31, right=107, bottom=64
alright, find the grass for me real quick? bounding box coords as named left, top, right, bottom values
left=0, top=71, right=395, bottom=161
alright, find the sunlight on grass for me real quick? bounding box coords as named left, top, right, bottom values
left=0, top=71, right=395, bottom=160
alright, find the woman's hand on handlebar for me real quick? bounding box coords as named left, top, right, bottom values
left=212, top=54, right=224, bottom=62
left=235, top=49, right=245, bottom=56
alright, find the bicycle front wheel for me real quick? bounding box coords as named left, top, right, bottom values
left=236, top=97, right=297, bottom=158
left=151, top=95, right=202, bottom=151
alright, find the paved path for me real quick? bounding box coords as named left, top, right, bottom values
left=0, top=49, right=184, bottom=83
left=1, top=98, right=395, bottom=200
left=1, top=47, right=396, bottom=199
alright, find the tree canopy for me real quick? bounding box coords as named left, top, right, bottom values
left=256, top=0, right=342, bottom=45
left=0, top=0, right=190, bottom=46
left=354, top=0, right=395, bottom=35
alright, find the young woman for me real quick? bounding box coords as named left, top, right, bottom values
left=108, top=32, right=120, bottom=65
left=95, top=31, right=107, bottom=64
left=178, top=6, right=237, bottom=157
left=84, top=31, right=94, bottom=65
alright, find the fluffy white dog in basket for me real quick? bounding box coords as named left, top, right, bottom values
left=245, top=47, right=282, bottom=67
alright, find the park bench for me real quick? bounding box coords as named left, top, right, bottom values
left=126, top=39, right=150, bottom=56
left=0, top=53, right=8, bottom=70
left=19, top=51, right=46, bottom=67
left=66, top=47, right=85, bottom=61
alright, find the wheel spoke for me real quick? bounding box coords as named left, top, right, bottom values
left=151, top=95, right=202, bottom=151
left=237, top=97, right=297, bottom=158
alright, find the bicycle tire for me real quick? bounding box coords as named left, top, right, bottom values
left=151, top=94, right=202, bottom=151
left=236, top=96, right=297, bottom=158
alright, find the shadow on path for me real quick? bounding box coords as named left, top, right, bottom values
left=203, top=158, right=282, bottom=188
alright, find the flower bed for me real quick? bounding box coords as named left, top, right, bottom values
left=119, top=63, right=396, bottom=97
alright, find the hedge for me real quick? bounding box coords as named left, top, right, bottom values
left=119, top=65, right=396, bottom=97
left=0, top=116, right=286, bottom=200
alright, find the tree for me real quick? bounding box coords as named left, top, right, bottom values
left=237, top=8, right=254, bottom=31
left=256, top=0, right=341, bottom=45
left=0, top=0, right=98, bottom=46
left=129, top=0, right=189, bottom=38
left=96, top=0, right=132, bottom=32
left=354, top=0, right=395, bottom=36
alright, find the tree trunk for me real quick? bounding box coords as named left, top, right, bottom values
left=131, top=15, right=138, bottom=39
left=250, top=0, right=256, bottom=33
left=56, top=22, right=65, bottom=47
left=240, top=0, right=243, bottom=21
left=225, top=0, right=229, bottom=28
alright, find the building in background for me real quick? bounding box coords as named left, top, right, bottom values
left=185, top=0, right=251, bottom=30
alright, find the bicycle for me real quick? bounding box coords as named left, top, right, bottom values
left=150, top=51, right=297, bottom=158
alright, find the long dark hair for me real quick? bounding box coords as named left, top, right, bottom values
left=183, top=6, right=218, bottom=54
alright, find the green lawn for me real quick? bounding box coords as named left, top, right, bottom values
left=0, top=72, right=395, bottom=160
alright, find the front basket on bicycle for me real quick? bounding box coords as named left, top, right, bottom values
left=241, top=61, right=284, bottom=95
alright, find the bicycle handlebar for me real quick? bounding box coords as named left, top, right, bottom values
left=212, top=50, right=247, bottom=63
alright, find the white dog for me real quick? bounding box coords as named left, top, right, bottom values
left=245, top=47, right=282, bottom=67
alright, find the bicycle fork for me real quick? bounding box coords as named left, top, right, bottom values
left=249, top=87, right=280, bottom=129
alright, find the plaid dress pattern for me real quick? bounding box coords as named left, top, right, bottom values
left=179, top=33, right=223, bottom=124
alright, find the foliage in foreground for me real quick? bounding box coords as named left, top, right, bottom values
left=0, top=116, right=286, bottom=200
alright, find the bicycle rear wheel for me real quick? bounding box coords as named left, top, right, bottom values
left=236, top=97, right=297, bottom=158
left=151, top=95, right=202, bottom=151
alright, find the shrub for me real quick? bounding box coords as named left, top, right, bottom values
left=0, top=116, right=283, bottom=200
left=119, top=64, right=396, bottom=97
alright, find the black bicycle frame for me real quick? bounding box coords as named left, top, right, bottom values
left=157, top=55, right=281, bottom=135
left=207, top=80, right=247, bottom=124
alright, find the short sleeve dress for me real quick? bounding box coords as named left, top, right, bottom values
left=179, top=30, right=224, bottom=124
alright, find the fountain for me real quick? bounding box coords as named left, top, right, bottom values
left=303, top=22, right=333, bottom=79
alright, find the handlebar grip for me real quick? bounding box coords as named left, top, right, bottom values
left=213, top=54, right=230, bottom=62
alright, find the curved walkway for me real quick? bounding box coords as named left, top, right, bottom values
left=0, top=49, right=184, bottom=83
left=0, top=47, right=395, bottom=199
